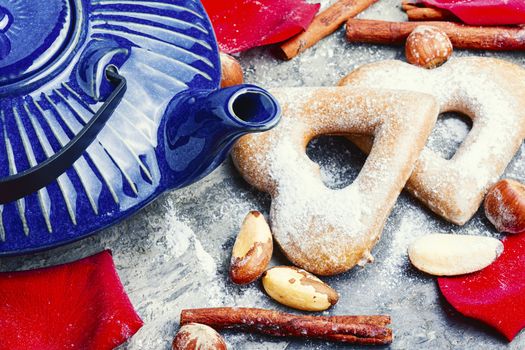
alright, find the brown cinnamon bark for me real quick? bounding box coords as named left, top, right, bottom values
left=180, top=307, right=392, bottom=345
left=401, top=0, right=455, bottom=21
left=277, top=0, right=378, bottom=60
left=346, top=19, right=525, bottom=51
left=401, top=1, right=417, bottom=12
left=406, top=7, right=453, bottom=21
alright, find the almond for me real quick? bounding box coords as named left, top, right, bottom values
left=172, top=323, right=227, bottom=350
left=408, top=234, right=503, bottom=276
left=262, top=266, right=339, bottom=311
left=229, top=211, right=273, bottom=284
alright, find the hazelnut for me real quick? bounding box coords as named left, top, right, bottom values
left=484, top=179, right=525, bottom=234
left=405, top=25, right=453, bottom=69
left=172, top=323, right=227, bottom=350
left=220, top=53, right=244, bottom=88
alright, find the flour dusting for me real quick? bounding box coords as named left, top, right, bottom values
left=116, top=199, right=221, bottom=349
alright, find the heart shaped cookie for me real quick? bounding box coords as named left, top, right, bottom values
left=232, top=87, right=438, bottom=275
left=340, top=57, right=525, bottom=225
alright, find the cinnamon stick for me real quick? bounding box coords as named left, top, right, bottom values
left=401, top=1, right=417, bottom=12
left=180, top=307, right=392, bottom=345
left=401, top=0, right=455, bottom=21
left=406, top=7, right=453, bottom=21
left=277, top=0, right=378, bottom=60
left=346, top=19, right=525, bottom=51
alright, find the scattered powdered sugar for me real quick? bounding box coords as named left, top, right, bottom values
left=426, top=113, right=471, bottom=160
left=194, top=237, right=217, bottom=276
left=119, top=199, right=221, bottom=349
left=307, top=136, right=362, bottom=189
left=378, top=206, right=433, bottom=288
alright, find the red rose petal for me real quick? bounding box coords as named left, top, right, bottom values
left=202, top=0, right=320, bottom=53
left=439, top=234, right=525, bottom=341
left=0, top=251, right=143, bottom=350
left=421, top=0, right=525, bottom=25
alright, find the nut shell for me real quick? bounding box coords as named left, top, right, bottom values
left=405, top=25, right=453, bottom=69
left=172, top=323, right=227, bottom=350
left=229, top=211, right=273, bottom=284
left=485, top=179, right=525, bottom=234
left=220, top=53, right=244, bottom=88
left=262, top=266, right=339, bottom=311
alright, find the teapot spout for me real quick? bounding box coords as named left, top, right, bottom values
left=212, top=84, right=281, bottom=132
left=160, top=84, right=281, bottom=189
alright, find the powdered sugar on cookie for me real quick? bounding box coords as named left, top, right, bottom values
left=341, top=57, right=525, bottom=225
left=232, top=87, right=439, bottom=275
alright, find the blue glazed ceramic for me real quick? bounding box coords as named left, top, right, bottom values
left=0, top=0, right=281, bottom=254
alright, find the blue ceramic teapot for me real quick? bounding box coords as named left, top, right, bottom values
left=0, top=0, right=281, bottom=254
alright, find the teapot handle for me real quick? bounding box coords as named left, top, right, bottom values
left=0, top=65, right=126, bottom=204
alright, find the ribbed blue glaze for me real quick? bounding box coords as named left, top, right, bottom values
left=0, top=0, right=281, bottom=254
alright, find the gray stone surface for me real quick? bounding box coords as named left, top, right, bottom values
left=1, top=0, right=525, bottom=349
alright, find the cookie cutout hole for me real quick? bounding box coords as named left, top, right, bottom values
left=306, top=136, right=366, bottom=189
left=426, top=112, right=472, bottom=160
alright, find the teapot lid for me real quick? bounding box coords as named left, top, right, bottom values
left=0, top=0, right=81, bottom=94
left=0, top=0, right=221, bottom=254
left=0, top=0, right=220, bottom=97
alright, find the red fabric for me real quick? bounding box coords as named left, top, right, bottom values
left=202, top=0, right=320, bottom=53
left=0, top=251, right=143, bottom=350
left=439, top=234, right=525, bottom=341
left=421, top=0, right=525, bottom=25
